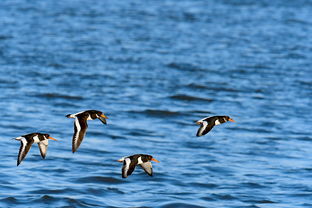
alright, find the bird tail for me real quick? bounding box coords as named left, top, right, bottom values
left=66, top=114, right=75, bottom=118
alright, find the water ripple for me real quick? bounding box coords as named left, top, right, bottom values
left=0, top=0, right=311, bottom=207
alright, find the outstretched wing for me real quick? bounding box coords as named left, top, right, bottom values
left=196, top=121, right=213, bottom=136
left=72, top=115, right=88, bottom=153
left=140, top=162, right=153, bottom=176
left=17, top=138, right=33, bottom=166
left=38, top=139, right=49, bottom=159
left=122, top=158, right=136, bottom=178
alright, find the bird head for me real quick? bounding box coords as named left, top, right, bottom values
left=225, top=116, right=235, bottom=122
left=44, top=134, right=58, bottom=141
left=96, top=111, right=108, bottom=124
left=147, top=155, right=160, bottom=163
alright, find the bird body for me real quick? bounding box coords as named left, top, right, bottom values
left=196, top=115, right=235, bottom=136
left=117, top=154, right=159, bottom=178
left=14, top=133, right=57, bottom=166
left=66, top=110, right=108, bottom=153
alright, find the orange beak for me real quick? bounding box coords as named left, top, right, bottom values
left=48, top=136, right=58, bottom=141
left=228, top=118, right=235, bottom=122
left=151, top=158, right=160, bottom=163
left=101, top=114, right=108, bottom=119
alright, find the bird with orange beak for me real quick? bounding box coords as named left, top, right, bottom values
left=66, top=110, right=108, bottom=153
left=117, top=154, right=160, bottom=178
left=14, top=133, right=58, bottom=166
left=195, top=115, right=235, bottom=136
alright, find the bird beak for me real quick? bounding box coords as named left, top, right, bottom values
left=151, top=158, right=160, bottom=163
left=228, top=118, right=235, bottom=122
left=117, top=159, right=123, bottom=162
left=195, top=121, right=201, bottom=125
left=98, top=114, right=108, bottom=125
left=48, top=136, right=58, bottom=141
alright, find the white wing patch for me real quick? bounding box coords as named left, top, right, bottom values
left=73, top=111, right=86, bottom=117
left=122, top=158, right=131, bottom=178
left=196, top=116, right=210, bottom=124
left=197, top=121, right=208, bottom=136
left=19, top=138, right=27, bottom=162
left=74, top=117, right=81, bottom=147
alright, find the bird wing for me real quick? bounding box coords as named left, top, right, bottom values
left=196, top=121, right=214, bottom=136
left=122, top=158, right=136, bottom=178
left=17, top=138, right=33, bottom=166
left=38, top=139, right=49, bottom=159
left=140, top=162, right=153, bottom=176
left=72, top=115, right=88, bottom=153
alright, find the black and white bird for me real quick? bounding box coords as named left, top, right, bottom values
left=14, top=133, right=58, bottom=166
left=66, top=110, right=108, bottom=153
left=195, top=115, right=235, bottom=137
left=117, top=154, right=160, bottom=178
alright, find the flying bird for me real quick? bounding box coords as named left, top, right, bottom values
left=14, top=133, right=58, bottom=166
left=66, top=110, right=108, bottom=153
left=195, top=115, right=235, bottom=137
left=117, top=154, right=160, bottom=178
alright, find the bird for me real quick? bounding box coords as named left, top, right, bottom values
left=14, top=133, right=58, bottom=166
left=66, top=110, right=108, bottom=153
left=117, top=154, right=160, bottom=178
left=195, top=115, right=235, bottom=137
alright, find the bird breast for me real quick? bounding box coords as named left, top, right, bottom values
left=137, top=157, right=144, bottom=164
left=32, top=135, right=41, bottom=143
left=214, top=120, right=221, bottom=125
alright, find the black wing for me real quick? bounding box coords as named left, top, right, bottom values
left=72, top=115, right=88, bottom=153
left=17, top=139, right=33, bottom=166
left=196, top=121, right=214, bottom=136
left=122, top=158, right=137, bottom=178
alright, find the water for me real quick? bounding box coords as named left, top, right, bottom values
left=0, top=0, right=312, bottom=207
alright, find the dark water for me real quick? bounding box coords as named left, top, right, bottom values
left=0, top=0, right=312, bottom=207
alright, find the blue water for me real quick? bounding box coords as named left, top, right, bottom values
left=0, top=0, right=312, bottom=207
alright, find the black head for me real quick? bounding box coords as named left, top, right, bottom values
left=89, top=110, right=108, bottom=124
left=145, top=154, right=153, bottom=161
left=43, top=133, right=50, bottom=138
left=41, top=133, right=58, bottom=141
left=142, top=154, right=159, bottom=163
left=223, top=116, right=235, bottom=122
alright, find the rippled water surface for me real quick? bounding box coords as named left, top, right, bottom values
left=0, top=0, right=312, bottom=207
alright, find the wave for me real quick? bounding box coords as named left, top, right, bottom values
left=170, top=94, right=213, bottom=102
left=75, top=176, right=124, bottom=184
left=34, top=93, right=84, bottom=100
left=128, top=109, right=181, bottom=117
